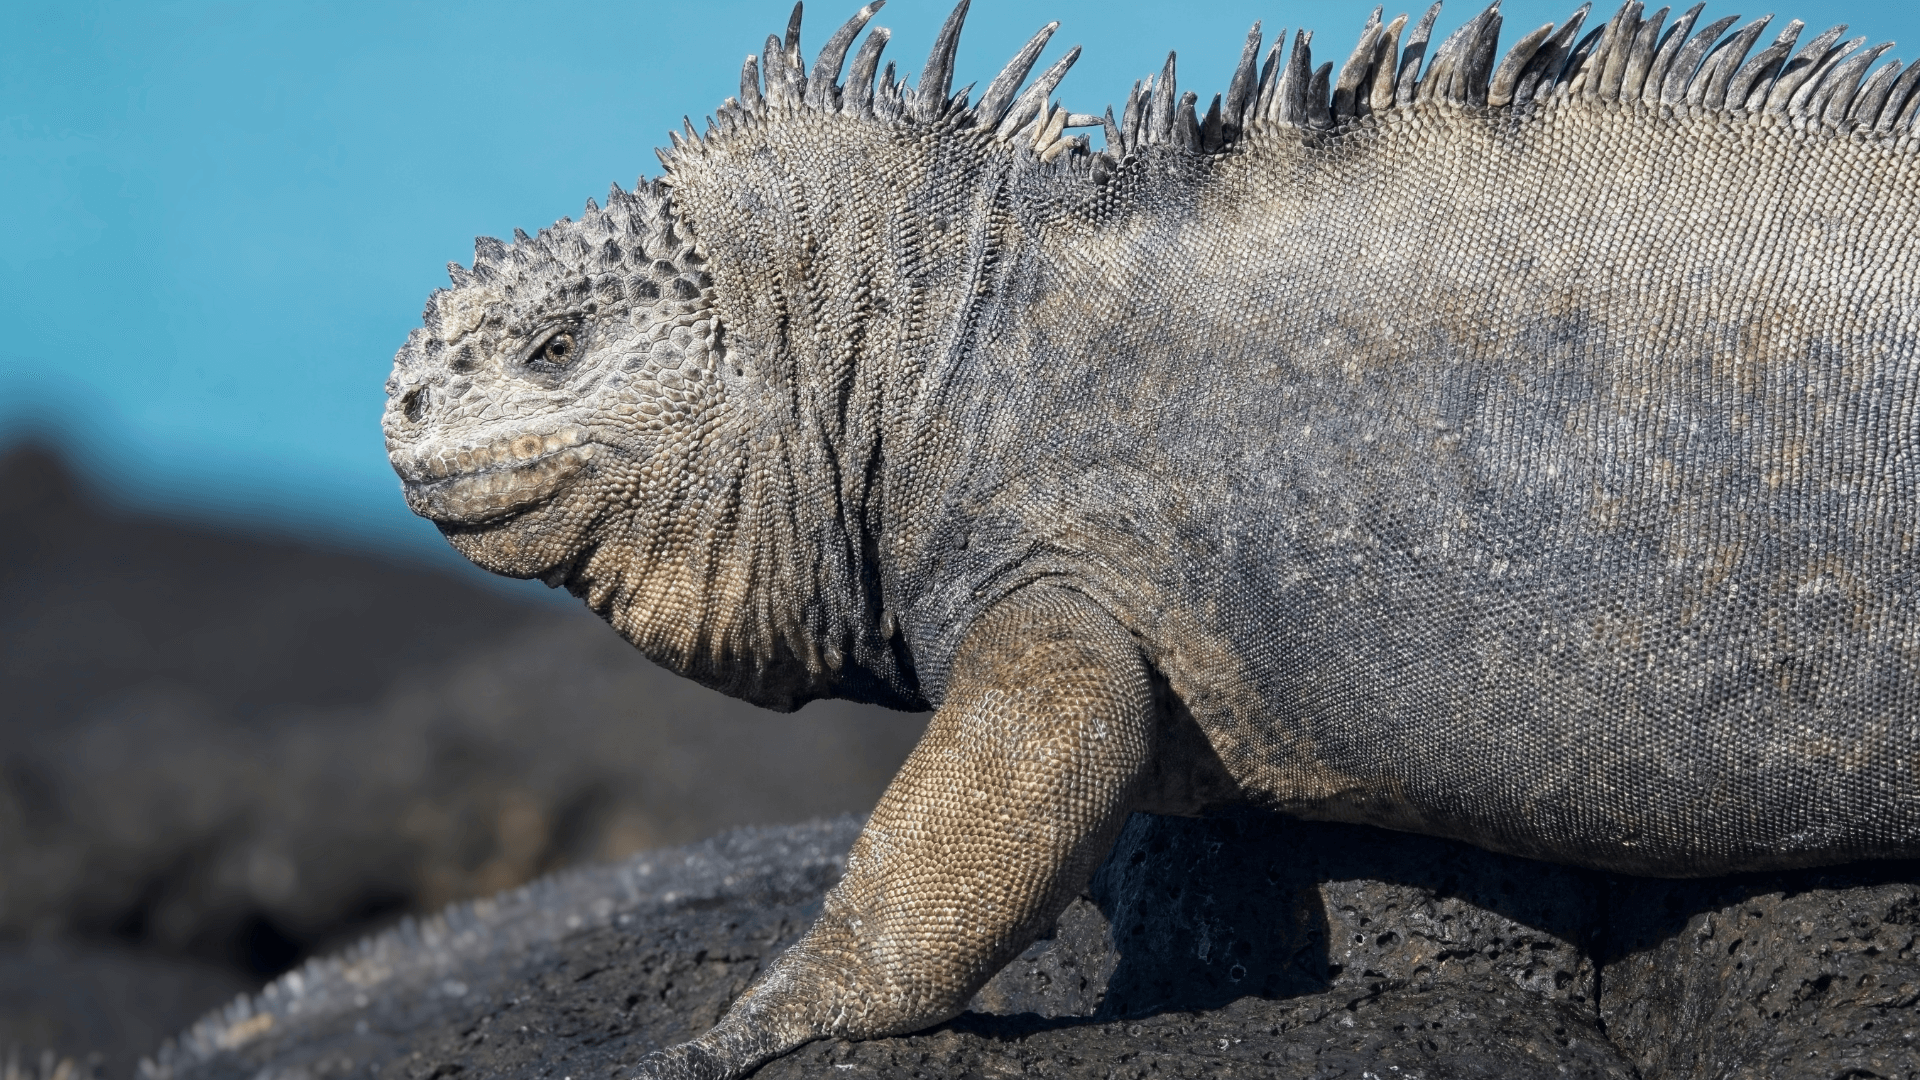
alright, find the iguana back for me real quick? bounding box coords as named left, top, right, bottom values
left=899, top=91, right=1920, bottom=875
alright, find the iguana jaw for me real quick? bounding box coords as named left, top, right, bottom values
left=394, top=425, right=596, bottom=527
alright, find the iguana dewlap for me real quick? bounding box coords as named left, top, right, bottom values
left=383, top=1, right=1920, bottom=1074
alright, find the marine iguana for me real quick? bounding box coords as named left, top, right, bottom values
left=383, top=1, right=1920, bottom=1074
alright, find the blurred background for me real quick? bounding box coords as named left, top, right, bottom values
left=4, top=0, right=1916, bottom=1074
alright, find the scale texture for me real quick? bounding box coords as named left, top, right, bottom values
left=381, top=1, right=1920, bottom=1073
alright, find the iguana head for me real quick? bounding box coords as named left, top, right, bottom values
left=380, top=0, right=1097, bottom=706
left=382, top=184, right=722, bottom=582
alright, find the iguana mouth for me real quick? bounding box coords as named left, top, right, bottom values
left=396, top=427, right=595, bottom=526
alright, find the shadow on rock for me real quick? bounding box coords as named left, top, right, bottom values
left=974, top=809, right=1606, bottom=1022
left=1102, top=810, right=1603, bottom=1016
left=965, top=810, right=1625, bottom=1078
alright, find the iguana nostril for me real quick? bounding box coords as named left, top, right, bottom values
left=401, top=388, right=427, bottom=423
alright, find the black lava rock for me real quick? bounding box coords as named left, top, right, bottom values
left=140, top=814, right=1920, bottom=1080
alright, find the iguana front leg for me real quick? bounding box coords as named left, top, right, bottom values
left=634, top=585, right=1155, bottom=1079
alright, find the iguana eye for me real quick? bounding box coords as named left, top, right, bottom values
left=535, top=331, right=578, bottom=366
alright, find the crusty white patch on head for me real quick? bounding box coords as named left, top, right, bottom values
left=437, top=287, right=505, bottom=343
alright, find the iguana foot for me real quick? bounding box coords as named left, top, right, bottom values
left=630, top=585, right=1156, bottom=1079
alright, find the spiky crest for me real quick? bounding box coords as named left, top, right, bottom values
left=424, top=0, right=1920, bottom=296
left=664, top=0, right=1920, bottom=167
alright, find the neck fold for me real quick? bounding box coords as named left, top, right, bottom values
left=597, top=112, right=1007, bottom=710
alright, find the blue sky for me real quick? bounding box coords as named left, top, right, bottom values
left=4, top=0, right=1917, bottom=566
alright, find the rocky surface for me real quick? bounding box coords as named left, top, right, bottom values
left=1601, top=870, right=1920, bottom=1079
left=144, top=813, right=1920, bottom=1080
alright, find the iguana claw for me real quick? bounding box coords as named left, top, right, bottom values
left=629, top=1042, right=730, bottom=1080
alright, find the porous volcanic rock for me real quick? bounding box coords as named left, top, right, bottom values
left=140, top=813, right=1920, bottom=1080
left=1600, top=867, right=1920, bottom=1079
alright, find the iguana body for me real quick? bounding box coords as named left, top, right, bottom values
left=383, top=2, right=1920, bottom=1074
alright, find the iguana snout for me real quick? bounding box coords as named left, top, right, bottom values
left=381, top=300, right=635, bottom=566
left=390, top=425, right=595, bottom=527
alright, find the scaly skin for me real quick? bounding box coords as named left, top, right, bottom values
left=640, top=587, right=1152, bottom=1079
left=384, top=2, right=1920, bottom=1075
